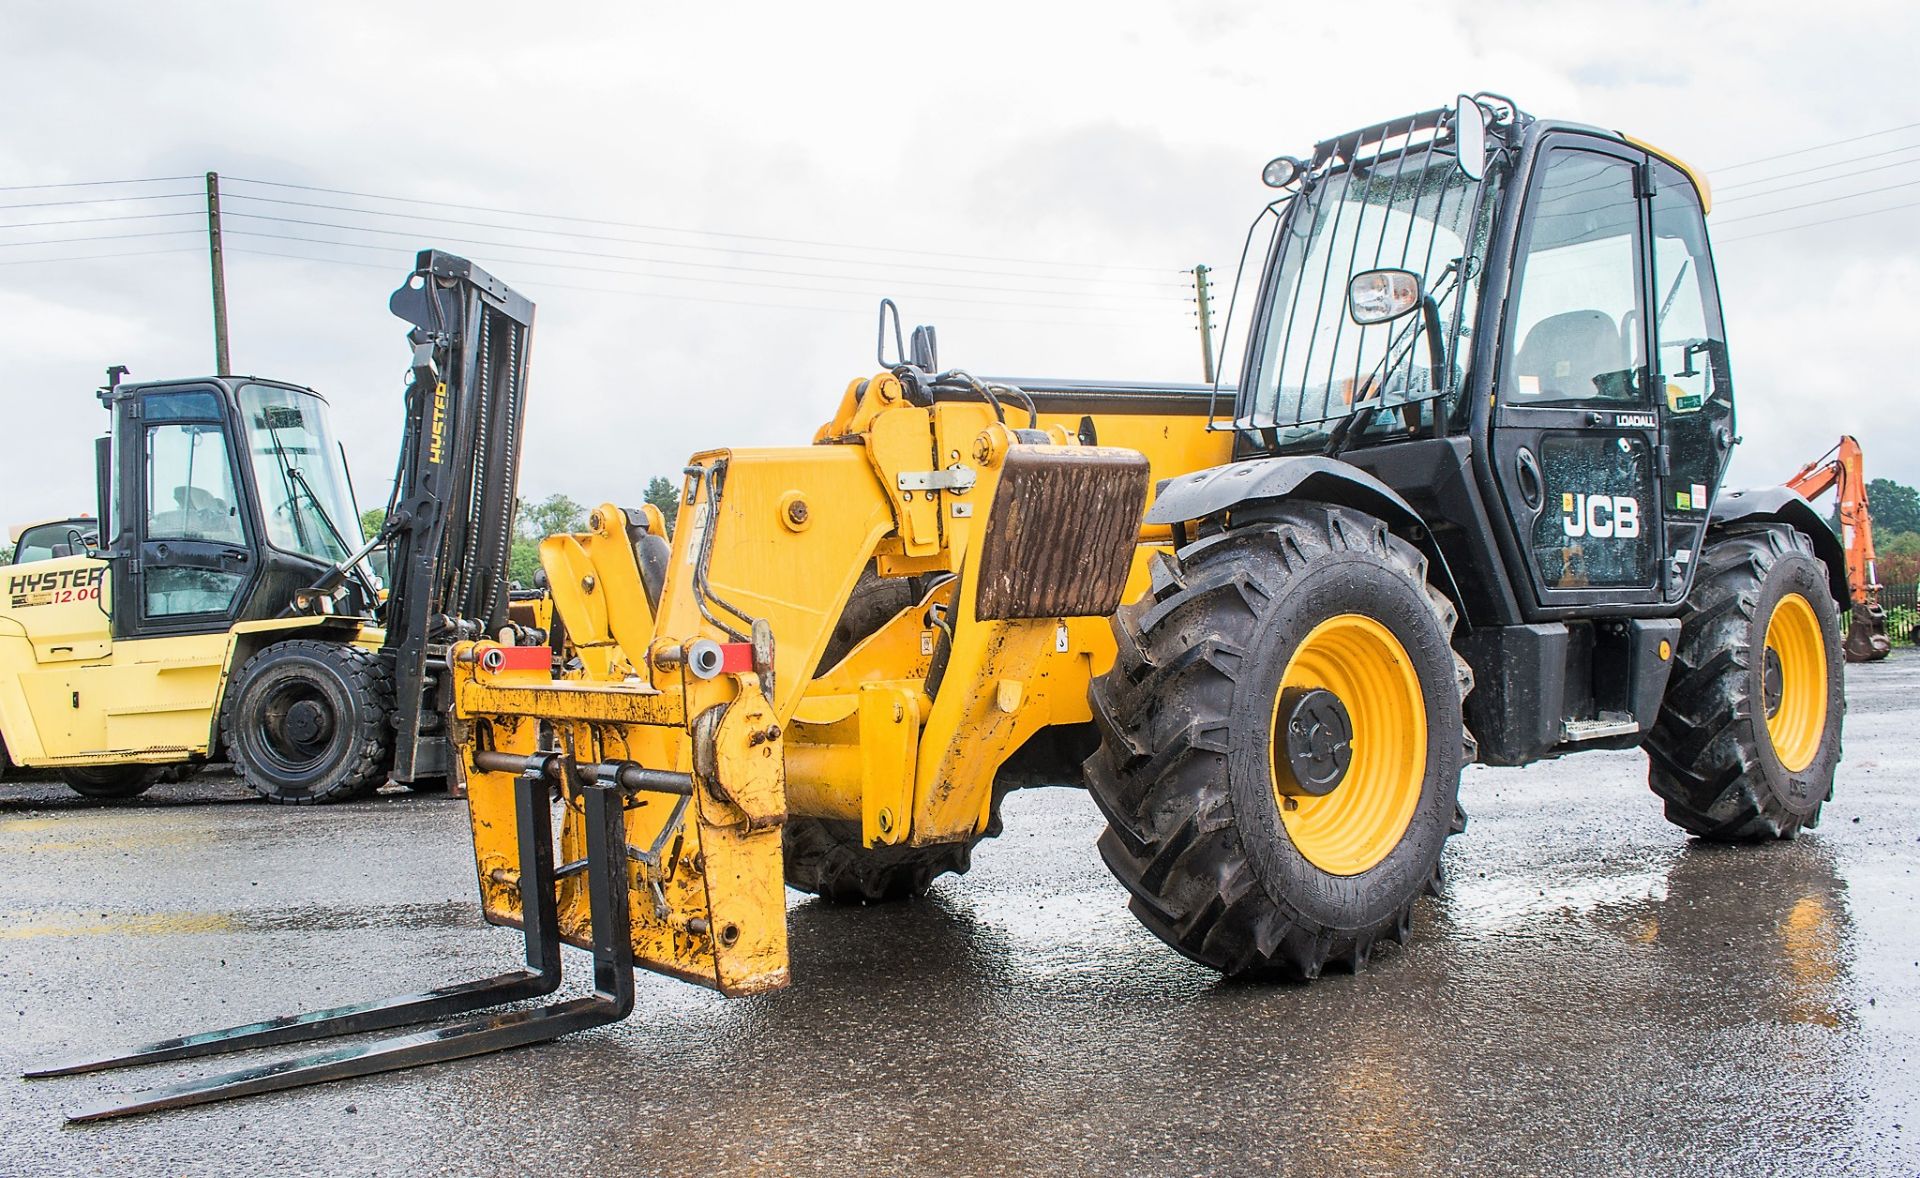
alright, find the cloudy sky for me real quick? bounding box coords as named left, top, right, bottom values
left=3, top=1, right=1916, bottom=530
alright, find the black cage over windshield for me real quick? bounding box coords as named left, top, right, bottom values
left=1240, top=119, right=1489, bottom=443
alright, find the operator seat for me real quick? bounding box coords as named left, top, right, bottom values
left=1513, top=310, right=1627, bottom=401
left=150, top=486, right=243, bottom=543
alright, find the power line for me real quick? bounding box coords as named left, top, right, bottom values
left=0, top=245, right=202, bottom=267
left=221, top=228, right=1169, bottom=316
left=1715, top=176, right=1920, bottom=225
left=1715, top=140, right=1920, bottom=192
left=222, top=174, right=1181, bottom=275
left=0, top=211, right=202, bottom=230
left=0, top=175, right=197, bottom=194
left=1715, top=196, right=1920, bottom=244
left=0, top=229, right=202, bottom=249
left=217, top=192, right=1187, bottom=288
left=216, top=212, right=1183, bottom=303
left=1715, top=154, right=1920, bottom=205
left=1709, top=121, right=1920, bottom=172
left=224, top=245, right=1166, bottom=329
left=0, top=191, right=202, bottom=212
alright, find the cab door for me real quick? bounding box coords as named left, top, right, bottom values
left=1489, top=137, right=1666, bottom=611
left=1646, top=158, right=1736, bottom=601
left=113, top=386, right=259, bottom=638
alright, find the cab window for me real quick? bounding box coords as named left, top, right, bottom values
left=1504, top=150, right=1647, bottom=406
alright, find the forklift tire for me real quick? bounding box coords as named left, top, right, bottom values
left=222, top=640, right=395, bottom=805
left=58, top=765, right=162, bottom=801
left=1647, top=526, right=1844, bottom=840
left=1085, top=501, right=1469, bottom=979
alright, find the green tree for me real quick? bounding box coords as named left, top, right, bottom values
left=1869, top=478, right=1920, bottom=535
left=643, top=476, right=681, bottom=537
left=510, top=493, right=591, bottom=587
left=359, top=507, right=386, bottom=540
left=1880, top=530, right=1920, bottom=586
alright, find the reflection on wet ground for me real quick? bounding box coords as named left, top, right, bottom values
left=2, top=653, right=1917, bottom=1175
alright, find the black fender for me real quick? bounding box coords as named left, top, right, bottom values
left=1146, top=456, right=1463, bottom=611
left=1709, top=485, right=1850, bottom=606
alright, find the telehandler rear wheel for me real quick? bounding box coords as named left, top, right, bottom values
left=222, top=640, right=394, bottom=805
left=58, top=764, right=161, bottom=801
left=1086, top=501, right=1469, bottom=979
left=1647, top=526, right=1843, bottom=840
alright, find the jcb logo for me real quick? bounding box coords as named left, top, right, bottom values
left=1561, top=493, right=1641, bottom=539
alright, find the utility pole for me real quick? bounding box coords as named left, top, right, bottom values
left=206, top=171, right=230, bottom=375
left=1192, top=263, right=1217, bottom=384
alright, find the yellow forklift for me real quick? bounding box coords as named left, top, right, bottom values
left=0, top=252, right=536, bottom=803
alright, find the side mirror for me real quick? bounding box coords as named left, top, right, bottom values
left=1454, top=95, right=1488, bottom=181
left=1348, top=269, right=1423, bottom=325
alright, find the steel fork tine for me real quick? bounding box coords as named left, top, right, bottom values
left=59, top=774, right=634, bottom=1123
left=29, top=765, right=565, bottom=1081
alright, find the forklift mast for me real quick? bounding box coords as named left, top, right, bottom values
left=380, top=250, right=535, bottom=780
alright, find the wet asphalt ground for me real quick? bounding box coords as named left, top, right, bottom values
left=1, top=652, right=1917, bottom=1176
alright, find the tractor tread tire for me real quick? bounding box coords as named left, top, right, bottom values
left=783, top=796, right=1003, bottom=904
left=1085, top=501, right=1469, bottom=980
left=785, top=566, right=986, bottom=904
left=222, top=640, right=394, bottom=805
left=1646, top=525, right=1844, bottom=841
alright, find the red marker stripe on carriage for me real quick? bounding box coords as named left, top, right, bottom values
left=479, top=645, right=551, bottom=673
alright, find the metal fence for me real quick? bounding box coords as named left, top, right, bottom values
left=1882, top=582, right=1919, bottom=646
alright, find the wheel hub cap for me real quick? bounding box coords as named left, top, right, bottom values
left=283, top=699, right=332, bottom=746
left=1273, top=686, right=1353, bottom=796
left=1269, top=614, right=1428, bottom=877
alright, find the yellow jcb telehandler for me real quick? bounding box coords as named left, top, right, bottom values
left=37, top=95, right=1852, bottom=1121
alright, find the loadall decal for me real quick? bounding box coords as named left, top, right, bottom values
left=1561, top=492, right=1641, bottom=539
left=8, top=565, right=105, bottom=607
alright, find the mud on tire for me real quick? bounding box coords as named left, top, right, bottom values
left=222, top=640, right=395, bottom=805
left=1646, top=525, right=1843, bottom=840
left=1085, top=500, right=1470, bottom=980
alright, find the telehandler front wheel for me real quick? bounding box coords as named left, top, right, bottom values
left=1646, top=526, right=1843, bottom=840
left=783, top=814, right=997, bottom=904
left=58, top=764, right=161, bottom=801
left=1086, top=502, right=1469, bottom=979
left=222, top=640, right=395, bottom=805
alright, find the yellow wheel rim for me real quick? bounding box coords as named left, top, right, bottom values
left=1763, top=592, right=1827, bottom=773
left=1271, top=614, right=1427, bottom=876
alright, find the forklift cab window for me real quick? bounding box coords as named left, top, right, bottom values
left=1504, top=150, right=1647, bottom=406
left=146, top=423, right=242, bottom=544
left=143, top=400, right=249, bottom=617
left=239, top=384, right=362, bottom=564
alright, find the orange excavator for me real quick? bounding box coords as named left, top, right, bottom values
left=1787, top=436, right=1891, bottom=662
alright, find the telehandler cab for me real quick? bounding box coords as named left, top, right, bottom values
left=0, top=252, right=534, bottom=803
left=39, top=95, right=1851, bottom=1121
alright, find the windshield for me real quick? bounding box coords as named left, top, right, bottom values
left=239, top=384, right=363, bottom=564
left=1243, top=146, right=1489, bottom=444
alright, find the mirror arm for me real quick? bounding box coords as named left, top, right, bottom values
left=1421, top=295, right=1447, bottom=391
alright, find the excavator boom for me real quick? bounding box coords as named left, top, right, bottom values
left=1787, top=436, right=1890, bottom=662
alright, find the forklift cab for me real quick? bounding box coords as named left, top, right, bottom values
left=98, top=376, right=376, bottom=640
